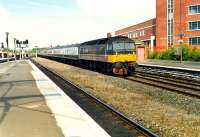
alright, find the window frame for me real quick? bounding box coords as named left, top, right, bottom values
left=189, top=36, right=200, bottom=45
left=188, top=5, right=200, bottom=15
left=189, top=21, right=200, bottom=30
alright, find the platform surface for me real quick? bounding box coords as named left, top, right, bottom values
left=0, top=60, right=110, bottom=137
left=138, top=59, right=200, bottom=71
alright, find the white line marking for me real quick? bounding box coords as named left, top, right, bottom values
left=139, top=63, right=200, bottom=72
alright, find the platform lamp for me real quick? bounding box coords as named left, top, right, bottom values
left=176, top=32, right=184, bottom=64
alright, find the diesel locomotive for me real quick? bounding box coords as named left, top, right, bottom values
left=38, top=36, right=137, bottom=75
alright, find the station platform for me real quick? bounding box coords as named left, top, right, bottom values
left=138, top=59, right=200, bottom=72
left=0, top=60, right=110, bottom=137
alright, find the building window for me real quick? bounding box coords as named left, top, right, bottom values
left=189, top=37, right=200, bottom=45
left=189, top=21, right=200, bottom=30
left=189, top=5, right=200, bottom=14
left=132, top=33, right=134, bottom=38
left=168, top=0, right=174, bottom=46
left=140, top=30, right=145, bottom=36
left=135, top=33, right=138, bottom=38
left=140, top=31, right=142, bottom=36
left=129, top=33, right=132, bottom=38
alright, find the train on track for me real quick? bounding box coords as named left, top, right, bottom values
left=38, top=36, right=137, bottom=75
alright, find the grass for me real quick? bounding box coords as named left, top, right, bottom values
left=34, top=57, right=200, bottom=137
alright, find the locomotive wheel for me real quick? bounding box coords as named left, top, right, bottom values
left=113, top=67, right=128, bottom=75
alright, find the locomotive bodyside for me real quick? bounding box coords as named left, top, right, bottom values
left=79, top=36, right=137, bottom=75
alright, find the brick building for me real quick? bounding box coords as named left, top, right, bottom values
left=115, top=19, right=156, bottom=52
left=115, top=0, right=200, bottom=52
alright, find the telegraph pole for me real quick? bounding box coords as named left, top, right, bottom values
left=14, top=38, right=17, bottom=61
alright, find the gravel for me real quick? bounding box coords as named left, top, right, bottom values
left=33, top=57, right=200, bottom=137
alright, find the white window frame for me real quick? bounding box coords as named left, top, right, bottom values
left=188, top=20, right=200, bottom=31
left=189, top=36, right=200, bottom=45
left=188, top=5, right=200, bottom=15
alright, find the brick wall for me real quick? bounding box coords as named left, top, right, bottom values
left=156, top=0, right=200, bottom=50
left=156, top=0, right=168, bottom=51
left=184, top=0, right=200, bottom=46
left=115, top=19, right=156, bottom=42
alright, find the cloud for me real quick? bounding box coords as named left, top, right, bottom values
left=0, top=0, right=156, bottom=49
left=75, top=0, right=156, bottom=39
left=76, top=0, right=155, bottom=23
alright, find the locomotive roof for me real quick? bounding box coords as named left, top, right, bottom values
left=81, top=36, right=134, bottom=45
left=39, top=36, right=134, bottom=50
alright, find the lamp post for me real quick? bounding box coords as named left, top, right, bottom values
left=14, top=38, right=17, bottom=61
left=5, top=32, right=9, bottom=49
left=5, top=32, right=9, bottom=62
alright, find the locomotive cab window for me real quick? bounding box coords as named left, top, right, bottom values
left=106, top=41, right=113, bottom=55
left=113, top=41, right=135, bottom=54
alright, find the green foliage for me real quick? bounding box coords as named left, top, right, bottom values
left=189, top=47, right=200, bottom=61
left=160, top=48, right=176, bottom=60
left=148, top=51, right=161, bottom=59
left=148, top=44, right=200, bottom=61
left=181, top=45, right=190, bottom=61
left=31, top=48, right=37, bottom=53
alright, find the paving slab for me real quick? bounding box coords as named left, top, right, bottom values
left=0, top=60, right=64, bottom=137
left=0, top=60, right=111, bottom=137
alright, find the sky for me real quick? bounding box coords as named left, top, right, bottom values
left=0, top=0, right=156, bottom=49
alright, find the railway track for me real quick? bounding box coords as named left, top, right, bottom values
left=127, top=71, right=200, bottom=98
left=137, top=65, right=200, bottom=82
left=31, top=59, right=158, bottom=137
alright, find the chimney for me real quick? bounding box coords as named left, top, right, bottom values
left=107, top=32, right=112, bottom=38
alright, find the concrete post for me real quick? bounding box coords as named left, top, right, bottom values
left=35, top=46, right=38, bottom=58
left=150, top=36, right=155, bottom=52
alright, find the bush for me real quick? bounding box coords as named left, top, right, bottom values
left=160, top=48, right=176, bottom=60
left=181, top=44, right=190, bottom=60
left=189, top=47, right=200, bottom=61
left=148, top=44, right=200, bottom=61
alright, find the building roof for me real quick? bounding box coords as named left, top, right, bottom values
left=115, top=18, right=156, bottom=34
